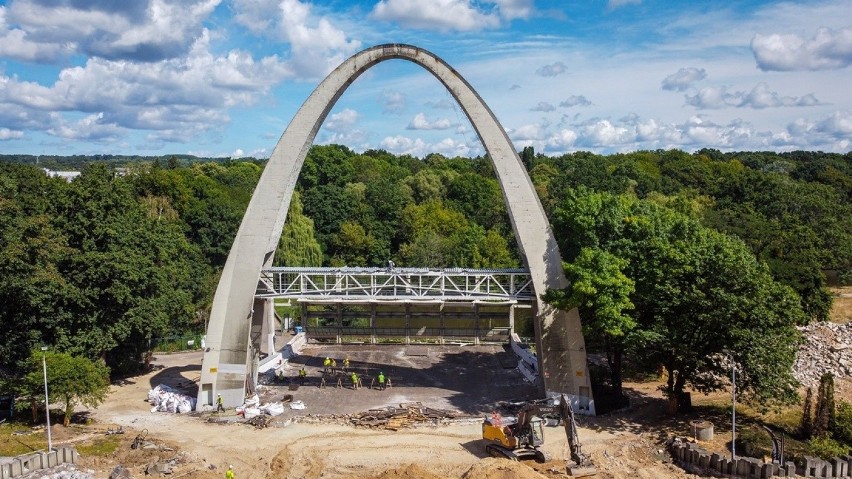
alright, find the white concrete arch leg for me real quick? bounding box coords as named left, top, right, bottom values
left=198, top=44, right=594, bottom=415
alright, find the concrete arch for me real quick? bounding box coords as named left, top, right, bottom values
left=198, top=44, right=594, bottom=414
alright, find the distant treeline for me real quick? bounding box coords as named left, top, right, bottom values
left=0, top=153, right=253, bottom=170
left=0, top=147, right=849, bottom=383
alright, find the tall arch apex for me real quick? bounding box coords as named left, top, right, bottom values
left=198, top=43, right=595, bottom=414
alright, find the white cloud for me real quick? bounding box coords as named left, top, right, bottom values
left=492, top=0, right=534, bottom=20
left=380, top=90, right=406, bottom=114
left=320, top=108, right=366, bottom=145
left=324, top=108, right=359, bottom=132
left=752, top=26, right=852, bottom=71
left=232, top=0, right=360, bottom=78
left=379, top=135, right=428, bottom=156
left=535, top=61, right=567, bottom=77
left=407, top=112, right=452, bottom=130
left=46, top=112, right=123, bottom=141
left=379, top=134, right=474, bottom=157
left=0, top=0, right=220, bottom=63
left=559, top=95, right=592, bottom=108
left=685, top=83, right=819, bottom=109
left=371, top=0, right=517, bottom=31
left=531, top=102, right=555, bottom=112
left=0, top=127, right=24, bottom=140
left=509, top=123, right=547, bottom=142
left=0, top=31, right=289, bottom=142
left=661, top=67, right=707, bottom=91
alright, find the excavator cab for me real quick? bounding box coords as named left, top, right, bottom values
left=481, top=395, right=597, bottom=476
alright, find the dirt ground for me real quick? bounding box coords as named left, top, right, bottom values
left=830, top=287, right=852, bottom=324
left=72, top=348, right=707, bottom=479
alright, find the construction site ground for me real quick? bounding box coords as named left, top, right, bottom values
left=62, top=344, right=719, bottom=479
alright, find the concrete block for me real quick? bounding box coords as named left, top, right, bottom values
left=10, top=459, right=22, bottom=476
left=719, top=457, right=731, bottom=475
left=698, top=452, right=710, bottom=469
left=47, top=450, right=58, bottom=468
left=0, top=463, right=11, bottom=479
left=761, top=463, right=779, bottom=478
left=709, top=453, right=721, bottom=472
left=831, top=457, right=846, bottom=477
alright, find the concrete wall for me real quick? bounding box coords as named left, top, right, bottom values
left=198, top=43, right=594, bottom=413
left=670, top=435, right=852, bottom=478
left=0, top=447, right=78, bottom=479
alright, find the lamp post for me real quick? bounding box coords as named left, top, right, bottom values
left=40, top=346, right=52, bottom=451
left=731, top=356, right=737, bottom=460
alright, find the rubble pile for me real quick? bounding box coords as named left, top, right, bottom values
left=794, top=321, right=852, bottom=387
left=147, top=384, right=196, bottom=413
left=349, top=402, right=475, bottom=430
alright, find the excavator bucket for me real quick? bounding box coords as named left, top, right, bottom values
left=567, top=462, right=597, bottom=477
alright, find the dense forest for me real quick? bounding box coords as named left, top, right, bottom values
left=1, top=147, right=850, bottom=408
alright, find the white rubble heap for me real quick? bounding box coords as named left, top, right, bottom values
left=794, top=321, right=852, bottom=388
left=235, top=394, right=288, bottom=418
left=147, top=384, right=197, bottom=413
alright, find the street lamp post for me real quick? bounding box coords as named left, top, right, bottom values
left=731, top=358, right=737, bottom=460
left=40, top=346, right=52, bottom=451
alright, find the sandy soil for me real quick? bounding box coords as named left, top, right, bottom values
left=77, top=350, right=706, bottom=479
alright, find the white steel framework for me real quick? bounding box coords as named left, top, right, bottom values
left=256, top=267, right=534, bottom=302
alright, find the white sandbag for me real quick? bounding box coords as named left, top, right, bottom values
left=263, top=402, right=284, bottom=416
left=289, top=400, right=305, bottom=410
left=177, top=400, right=192, bottom=413
left=244, top=394, right=260, bottom=407
left=243, top=407, right=261, bottom=419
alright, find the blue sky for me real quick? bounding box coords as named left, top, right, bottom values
left=0, top=0, right=850, bottom=158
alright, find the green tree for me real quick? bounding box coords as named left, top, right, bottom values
left=545, top=248, right=635, bottom=398
left=551, top=189, right=803, bottom=411
left=274, top=191, right=322, bottom=267
left=22, top=350, right=110, bottom=427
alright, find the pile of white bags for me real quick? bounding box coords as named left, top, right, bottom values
left=147, top=384, right=196, bottom=413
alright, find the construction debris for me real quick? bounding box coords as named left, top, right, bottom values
left=245, top=415, right=271, bottom=429
left=148, top=385, right=196, bottom=413
left=348, top=402, right=473, bottom=430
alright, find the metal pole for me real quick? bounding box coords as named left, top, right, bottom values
left=41, top=347, right=52, bottom=451
left=731, top=362, right=736, bottom=460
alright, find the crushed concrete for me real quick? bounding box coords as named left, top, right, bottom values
left=794, top=321, right=852, bottom=389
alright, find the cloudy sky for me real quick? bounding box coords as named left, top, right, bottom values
left=0, top=0, right=850, bottom=158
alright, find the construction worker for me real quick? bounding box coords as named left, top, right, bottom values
left=351, top=372, right=359, bottom=390
left=331, top=358, right=337, bottom=373
left=343, top=357, right=350, bottom=371
left=225, top=465, right=234, bottom=479
left=216, top=394, right=225, bottom=413
left=323, top=357, right=331, bottom=373
left=378, top=372, right=386, bottom=391
left=298, top=367, right=307, bottom=384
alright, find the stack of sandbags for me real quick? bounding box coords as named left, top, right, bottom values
left=147, top=384, right=196, bottom=413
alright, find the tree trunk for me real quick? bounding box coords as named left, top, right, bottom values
left=665, top=363, right=678, bottom=415
left=31, top=398, right=38, bottom=423
left=63, top=396, right=72, bottom=427
left=606, top=339, right=624, bottom=400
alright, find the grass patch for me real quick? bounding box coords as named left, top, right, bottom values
left=76, top=435, right=121, bottom=456
left=0, top=422, right=47, bottom=456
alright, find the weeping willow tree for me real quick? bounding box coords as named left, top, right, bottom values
left=274, top=191, right=323, bottom=266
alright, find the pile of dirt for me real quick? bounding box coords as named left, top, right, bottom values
left=460, top=458, right=548, bottom=479
left=366, top=463, right=446, bottom=479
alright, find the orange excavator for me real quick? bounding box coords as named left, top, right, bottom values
left=481, top=394, right=597, bottom=477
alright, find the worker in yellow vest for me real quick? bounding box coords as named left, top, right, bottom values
left=351, top=372, right=359, bottom=389
left=323, top=357, right=331, bottom=373
left=378, top=372, right=386, bottom=391
left=225, top=465, right=234, bottom=479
